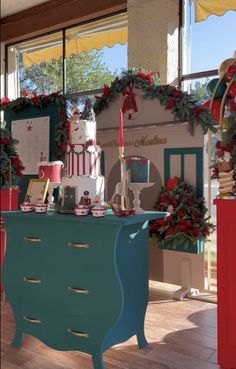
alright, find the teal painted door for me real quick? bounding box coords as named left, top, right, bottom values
left=164, top=147, right=203, bottom=197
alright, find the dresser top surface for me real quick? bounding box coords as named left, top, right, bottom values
left=2, top=210, right=168, bottom=226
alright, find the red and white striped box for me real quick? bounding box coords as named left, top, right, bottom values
left=66, top=145, right=101, bottom=177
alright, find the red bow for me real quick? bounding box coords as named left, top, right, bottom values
left=103, top=84, right=111, bottom=97
left=82, top=140, right=95, bottom=151
left=137, top=71, right=156, bottom=85
left=122, top=83, right=138, bottom=119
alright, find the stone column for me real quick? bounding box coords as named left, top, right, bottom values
left=128, top=0, right=179, bottom=84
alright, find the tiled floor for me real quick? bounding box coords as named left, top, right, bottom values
left=1, top=284, right=218, bottom=369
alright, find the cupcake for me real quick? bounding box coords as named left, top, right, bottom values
left=91, top=205, right=106, bottom=218
left=34, top=203, right=48, bottom=213
left=74, top=204, right=89, bottom=216
left=20, top=202, right=34, bottom=212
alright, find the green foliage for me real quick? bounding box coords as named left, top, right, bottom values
left=19, top=52, right=116, bottom=95
left=150, top=177, right=215, bottom=250
left=94, top=68, right=217, bottom=134
left=189, top=80, right=209, bottom=102
left=94, top=68, right=160, bottom=114
left=0, top=125, right=25, bottom=187
left=211, top=111, right=236, bottom=179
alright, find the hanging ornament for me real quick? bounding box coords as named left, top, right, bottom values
left=122, top=83, right=138, bottom=120
left=218, top=58, right=236, bottom=81
left=206, top=78, right=227, bottom=99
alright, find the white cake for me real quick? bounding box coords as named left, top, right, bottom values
left=61, top=103, right=104, bottom=207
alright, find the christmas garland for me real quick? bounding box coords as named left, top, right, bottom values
left=94, top=68, right=218, bottom=134
left=0, top=92, right=67, bottom=160
left=0, top=123, right=25, bottom=188
left=211, top=111, right=236, bottom=178
left=0, top=68, right=220, bottom=162
left=149, top=177, right=215, bottom=250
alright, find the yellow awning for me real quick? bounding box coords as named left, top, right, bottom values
left=17, top=13, right=127, bottom=68
left=195, top=0, right=236, bottom=22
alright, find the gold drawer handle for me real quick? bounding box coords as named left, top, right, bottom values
left=23, top=316, right=42, bottom=324
left=24, top=236, right=42, bottom=243
left=68, top=242, right=90, bottom=249
left=67, top=328, right=89, bottom=338
left=24, top=277, right=42, bottom=285
left=68, top=286, right=90, bottom=295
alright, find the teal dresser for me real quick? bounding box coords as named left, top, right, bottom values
left=2, top=211, right=166, bottom=369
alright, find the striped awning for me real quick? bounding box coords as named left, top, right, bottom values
left=16, top=13, right=127, bottom=68
left=195, top=0, right=236, bottom=22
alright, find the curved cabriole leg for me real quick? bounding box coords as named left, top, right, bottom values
left=12, top=329, right=24, bottom=348
left=92, top=352, right=105, bottom=369
left=137, top=327, right=148, bottom=349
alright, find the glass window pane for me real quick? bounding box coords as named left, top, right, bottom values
left=182, top=76, right=217, bottom=102
left=183, top=2, right=236, bottom=74
left=66, top=94, right=102, bottom=116
left=7, top=31, right=63, bottom=97
left=65, top=14, right=128, bottom=94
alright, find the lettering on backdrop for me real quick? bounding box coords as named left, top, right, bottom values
left=98, top=135, right=167, bottom=148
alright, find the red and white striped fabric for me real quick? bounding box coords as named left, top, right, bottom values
left=66, top=146, right=101, bottom=177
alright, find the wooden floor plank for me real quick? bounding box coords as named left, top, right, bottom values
left=1, top=288, right=219, bottom=369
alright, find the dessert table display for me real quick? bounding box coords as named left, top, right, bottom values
left=2, top=210, right=167, bottom=369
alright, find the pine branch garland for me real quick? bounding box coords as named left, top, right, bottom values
left=94, top=68, right=218, bottom=133
left=0, top=125, right=25, bottom=188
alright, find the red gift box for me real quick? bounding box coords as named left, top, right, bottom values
left=0, top=188, right=20, bottom=211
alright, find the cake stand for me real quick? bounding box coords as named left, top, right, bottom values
left=129, top=183, right=154, bottom=214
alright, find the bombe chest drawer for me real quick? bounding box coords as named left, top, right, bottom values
left=3, top=211, right=166, bottom=369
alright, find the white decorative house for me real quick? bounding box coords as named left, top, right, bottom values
left=96, top=84, right=208, bottom=296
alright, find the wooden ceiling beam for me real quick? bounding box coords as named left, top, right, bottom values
left=1, top=0, right=127, bottom=44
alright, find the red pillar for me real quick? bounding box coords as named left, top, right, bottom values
left=214, top=199, right=236, bottom=369
left=0, top=217, right=6, bottom=292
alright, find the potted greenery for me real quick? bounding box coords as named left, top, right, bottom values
left=0, top=121, right=25, bottom=210
left=150, top=177, right=215, bottom=253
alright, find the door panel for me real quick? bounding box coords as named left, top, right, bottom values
left=164, top=147, right=203, bottom=197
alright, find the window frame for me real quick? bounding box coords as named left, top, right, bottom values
left=4, top=10, right=127, bottom=99
left=179, top=0, right=219, bottom=88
